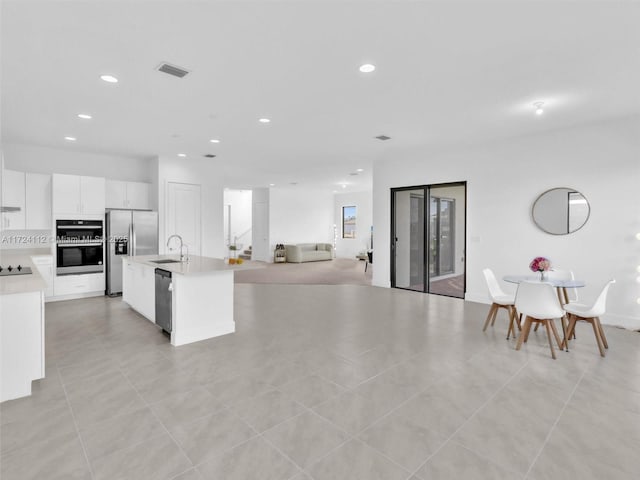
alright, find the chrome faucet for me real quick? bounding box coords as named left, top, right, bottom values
left=166, top=234, right=189, bottom=262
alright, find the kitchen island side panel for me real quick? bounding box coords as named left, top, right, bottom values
left=171, top=270, right=235, bottom=346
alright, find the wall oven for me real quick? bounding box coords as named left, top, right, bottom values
left=56, top=220, right=104, bottom=275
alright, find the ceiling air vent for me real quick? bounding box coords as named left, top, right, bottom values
left=157, top=62, right=190, bottom=78
left=375, top=135, right=391, bottom=141
left=203, top=154, right=216, bottom=158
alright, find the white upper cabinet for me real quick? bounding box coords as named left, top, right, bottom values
left=25, top=173, right=52, bottom=229
left=1, top=169, right=26, bottom=230
left=53, top=174, right=105, bottom=215
left=80, top=176, right=106, bottom=214
left=105, top=180, right=127, bottom=208
left=105, top=179, right=151, bottom=210
left=127, top=182, right=151, bottom=210
left=52, top=174, right=80, bottom=214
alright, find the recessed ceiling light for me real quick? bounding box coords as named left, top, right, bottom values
left=259, top=118, right=271, bottom=123
left=269, top=183, right=275, bottom=187
left=375, top=135, right=391, bottom=141
left=64, top=136, right=76, bottom=141
left=359, top=64, right=376, bottom=73
left=100, top=74, right=118, bottom=83
left=533, top=101, right=544, bottom=115
left=209, top=139, right=220, bottom=143
left=177, top=153, right=186, bottom=157
left=341, top=184, right=347, bottom=189
left=77, top=113, right=92, bottom=120
left=356, top=168, right=364, bottom=172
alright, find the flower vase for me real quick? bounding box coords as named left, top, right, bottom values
left=540, top=271, right=547, bottom=281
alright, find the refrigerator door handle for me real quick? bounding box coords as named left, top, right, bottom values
left=130, top=222, right=136, bottom=256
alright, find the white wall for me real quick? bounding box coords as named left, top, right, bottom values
left=373, top=116, right=640, bottom=329
left=251, top=188, right=270, bottom=262
left=3, top=143, right=153, bottom=183
left=270, top=187, right=334, bottom=254
left=155, top=156, right=224, bottom=259
left=334, top=190, right=373, bottom=259
left=223, top=189, right=252, bottom=249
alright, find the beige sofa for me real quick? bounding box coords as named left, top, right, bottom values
left=284, top=243, right=333, bottom=263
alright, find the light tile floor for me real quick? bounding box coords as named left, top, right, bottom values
left=1, top=284, right=639, bottom=479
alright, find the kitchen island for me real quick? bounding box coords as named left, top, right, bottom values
left=122, top=254, right=262, bottom=346
left=0, top=250, right=47, bottom=402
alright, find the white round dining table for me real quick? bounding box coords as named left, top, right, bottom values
left=503, top=275, right=585, bottom=289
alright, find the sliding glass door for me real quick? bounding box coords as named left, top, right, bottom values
left=391, top=182, right=466, bottom=298
left=391, top=189, right=425, bottom=291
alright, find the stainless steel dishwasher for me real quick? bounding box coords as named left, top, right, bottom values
left=155, top=268, right=172, bottom=334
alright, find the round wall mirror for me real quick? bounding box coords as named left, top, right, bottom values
left=532, top=187, right=590, bottom=235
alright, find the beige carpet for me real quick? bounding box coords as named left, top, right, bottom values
left=234, top=258, right=373, bottom=286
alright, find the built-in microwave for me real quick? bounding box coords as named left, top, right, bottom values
left=56, top=219, right=103, bottom=243
left=56, top=220, right=104, bottom=275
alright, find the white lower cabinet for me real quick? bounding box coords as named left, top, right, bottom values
left=53, top=273, right=104, bottom=297
left=122, top=259, right=155, bottom=322
left=0, top=290, right=45, bottom=401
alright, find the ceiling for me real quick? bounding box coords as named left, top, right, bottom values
left=2, top=1, right=639, bottom=191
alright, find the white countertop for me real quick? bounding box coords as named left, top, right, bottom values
left=0, top=250, right=50, bottom=295
left=125, top=254, right=265, bottom=275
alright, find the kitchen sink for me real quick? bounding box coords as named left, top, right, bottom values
left=150, top=259, right=181, bottom=264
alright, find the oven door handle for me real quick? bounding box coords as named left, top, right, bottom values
left=57, top=243, right=104, bottom=247
left=56, top=225, right=101, bottom=229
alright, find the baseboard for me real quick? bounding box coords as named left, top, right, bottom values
left=47, top=291, right=104, bottom=302
left=464, top=292, right=490, bottom=304
left=601, top=313, right=640, bottom=330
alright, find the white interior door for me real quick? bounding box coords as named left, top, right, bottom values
left=167, top=182, right=201, bottom=256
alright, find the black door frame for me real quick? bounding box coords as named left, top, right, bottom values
left=390, top=181, right=467, bottom=298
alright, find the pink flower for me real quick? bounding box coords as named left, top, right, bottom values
left=529, top=256, right=551, bottom=272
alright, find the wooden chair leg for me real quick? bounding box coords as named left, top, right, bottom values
left=483, top=304, right=496, bottom=331
left=566, top=315, right=577, bottom=347
left=549, top=319, right=563, bottom=349
left=512, top=308, right=522, bottom=331
left=515, top=317, right=531, bottom=351
left=533, top=322, right=540, bottom=332
left=490, top=305, right=499, bottom=326
left=560, top=315, right=569, bottom=352
left=596, top=317, right=608, bottom=349
left=523, top=319, right=534, bottom=343
left=543, top=320, right=556, bottom=360
left=507, top=307, right=517, bottom=340
left=590, top=319, right=606, bottom=357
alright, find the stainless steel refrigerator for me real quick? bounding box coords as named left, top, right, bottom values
left=106, top=210, right=158, bottom=296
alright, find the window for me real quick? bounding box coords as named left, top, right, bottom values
left=342, top=206, right=356, bottom=238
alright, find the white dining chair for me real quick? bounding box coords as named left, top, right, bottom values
left=482, top=268, right=520, bottom=339
left=515, top=281, right=564, bottom=359
left=533, top=269, right=576, bottom=345
left=563, top=279, right=615, bottom=357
